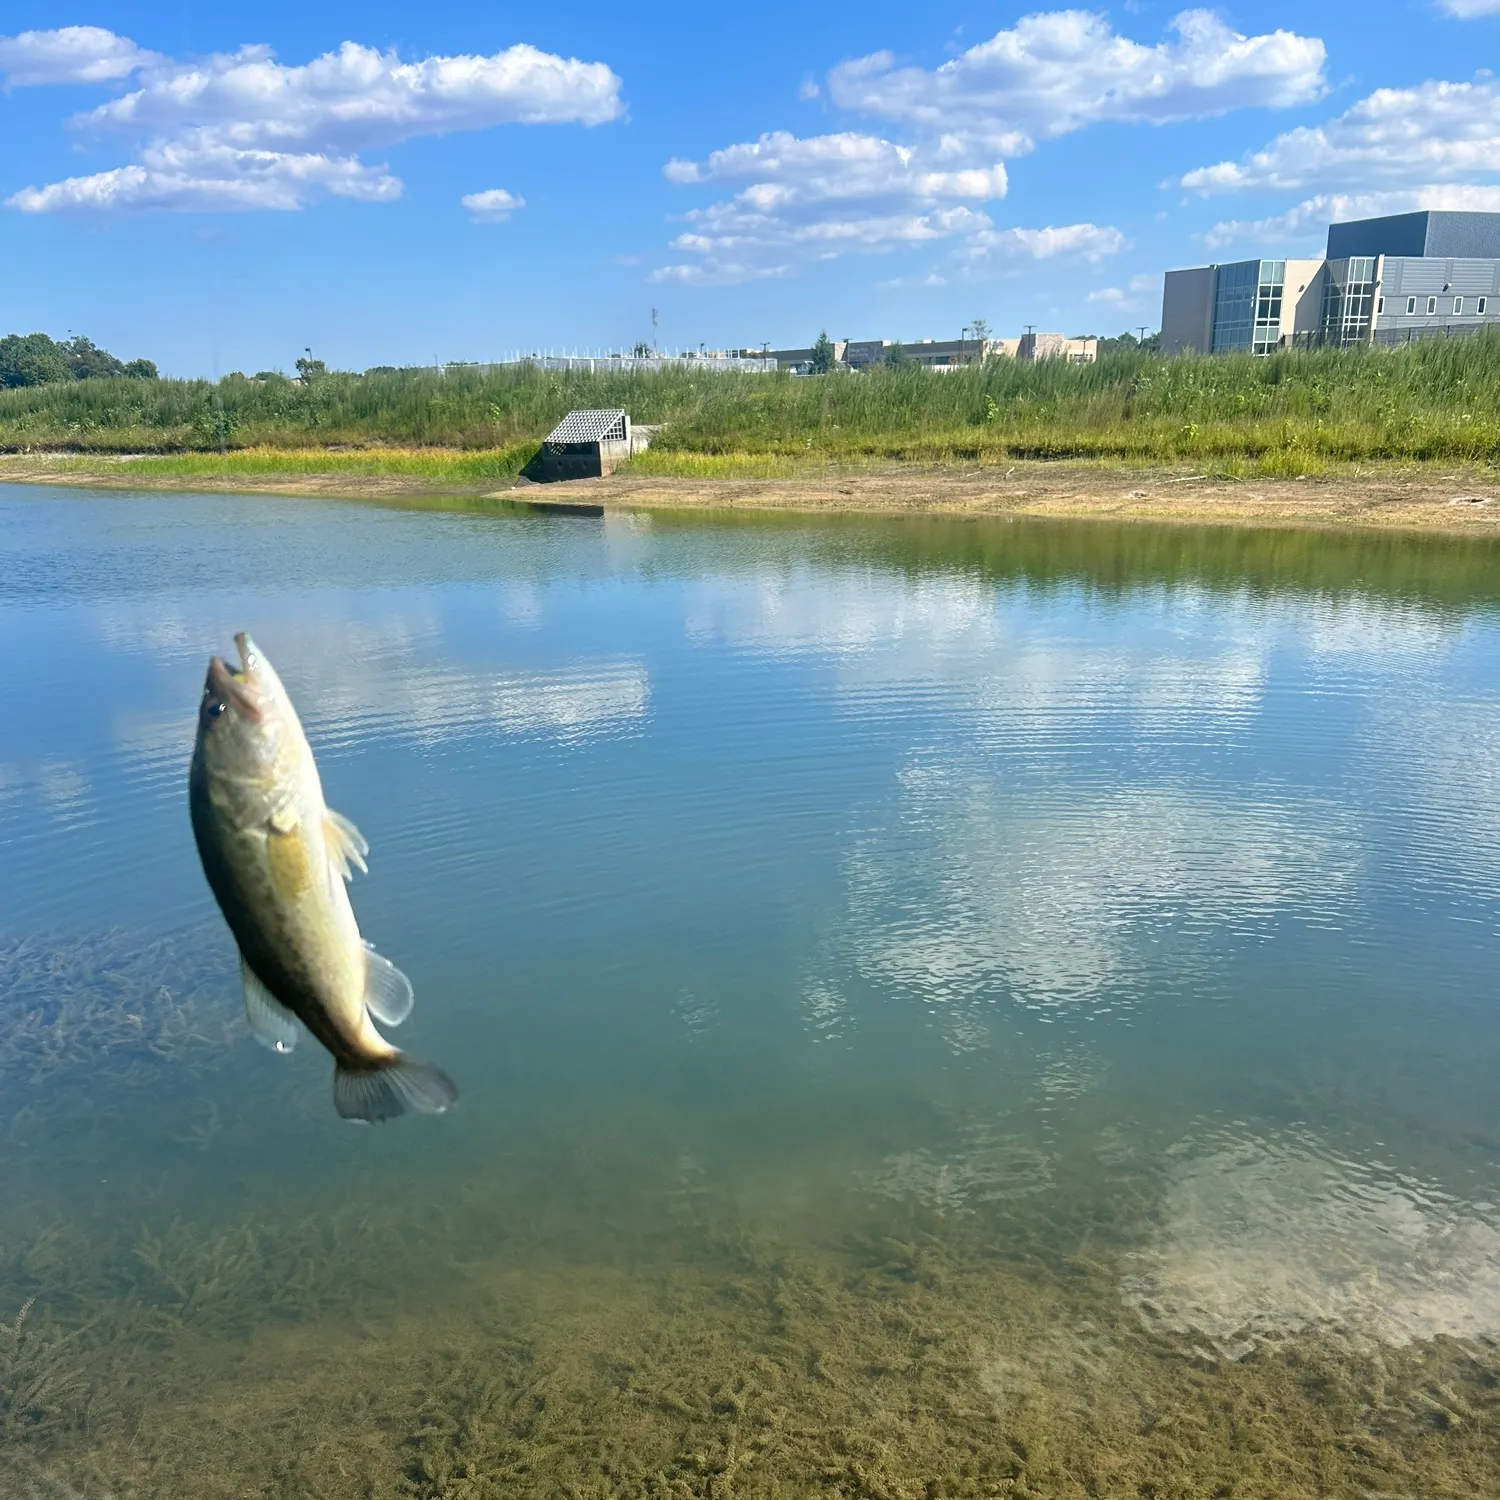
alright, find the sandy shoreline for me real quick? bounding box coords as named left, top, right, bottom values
left=6, top=454, right=1500, bottom=536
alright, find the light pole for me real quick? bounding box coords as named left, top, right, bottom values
left=1137, top=326, right=1149, bottom=346
left=960, top=324, right=969, bottom=365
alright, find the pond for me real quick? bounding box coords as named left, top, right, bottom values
left=3, top=484, right=1500, bottom=1497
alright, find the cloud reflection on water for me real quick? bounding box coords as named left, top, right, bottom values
left=1125, top=1125, right=1500, bottom=1352
left=835, top=764, right=1359, bottom=1046
left=702, top=571, right=1429, bottom=1053
left=100, top=600, right=649, bottom=777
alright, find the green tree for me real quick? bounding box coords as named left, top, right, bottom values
left=122, top=358, right=158, bottom=379
left=885, top=341, right=908, bottom=368
left=295, top=355, right=328, bottom=383
left=61, top=336, right=126, bottom=380
left=970, top=318, right=991, bottom=347
left=809, top=330, right=836, bottom=374
left=1097, top=330, right=1161, bottom=355
left=0, top=332, right=71, bottom=387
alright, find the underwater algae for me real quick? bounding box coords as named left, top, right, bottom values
left=1, top=1163, right=1499, bottom=1500
left=2, top=938, right=1499, bottom=1496
left=0, top=931, right=238, bottom=1100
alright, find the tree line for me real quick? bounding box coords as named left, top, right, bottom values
left=0, top=332, right=157, bottom=388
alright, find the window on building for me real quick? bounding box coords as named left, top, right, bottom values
left=1377, top=297, right=1384, bottom=315
left=1455, top=297, right=1464, bottom=315
left=1427, top=296, right=1438, bottom=315
left=1407, top=296, right=1417, bottom=315
left=1211, top=260, right=1261, bottom=354
left=1481, top=297, right=1489, bottom=315
left=1320, top=258, right=1377, bottom=348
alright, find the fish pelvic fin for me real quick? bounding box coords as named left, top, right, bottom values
left=242, top=955, right=299, bottom=1054
left=333, top=1054, right=458, bottom=1124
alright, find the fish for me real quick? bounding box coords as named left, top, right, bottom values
left=188, top=632, right=457, bottom=1123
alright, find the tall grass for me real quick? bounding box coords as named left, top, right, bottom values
left=5, top=337, right=1500, bottom=470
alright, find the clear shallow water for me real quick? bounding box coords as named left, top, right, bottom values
left=4, top=486, right=1500, bottom=1495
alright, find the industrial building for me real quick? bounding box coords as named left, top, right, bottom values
left=743, top=338, right=988, bottom=371
left=1162, top=212, right=1500, bottom=355
left=740, top=333, right=1096, bottom=371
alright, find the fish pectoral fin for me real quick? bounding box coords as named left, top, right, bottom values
left=324, top=808, right=370, bottom=881
left=242, top=956, right=300, bottom=1054
left=362, top=945, right=414, bottom=1028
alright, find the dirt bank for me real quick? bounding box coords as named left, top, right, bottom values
left=7, top=454, right=1500, bottom=536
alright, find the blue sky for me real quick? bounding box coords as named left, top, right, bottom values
left=2, top=0, right=1498, bottom=375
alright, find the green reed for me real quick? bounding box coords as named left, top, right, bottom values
left=5, top=337, right=1500, bottom=470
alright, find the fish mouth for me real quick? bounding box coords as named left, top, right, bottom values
left=233, top=632, right=261, bottom=674
left=207, top=652, right=265, bottom=722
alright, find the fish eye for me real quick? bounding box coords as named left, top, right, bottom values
left=207, top=700, right=225, bottom=719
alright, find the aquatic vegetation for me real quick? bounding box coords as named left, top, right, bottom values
left=0, top=1299, right=87, bottom=1445
left=0, top=931, right=237, bottom=1097
left=0, top=1154, right=1492, bottom=1498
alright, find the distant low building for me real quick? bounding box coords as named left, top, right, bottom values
left=1016, top=333, right=1098, bottom=364
left=843, top=339, right=889, bottom=369
left=740, top=342, right=847, bottom=372
left=837, top=337, right=992, bottom=369
left=1161, top=211, right=1500, bottom=355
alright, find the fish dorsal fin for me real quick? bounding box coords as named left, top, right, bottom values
left=363, top=945, right=414, bottom=1028
left=242, top=956, right=299, bottom=1054
left=324, top=808, right=369, bottom=882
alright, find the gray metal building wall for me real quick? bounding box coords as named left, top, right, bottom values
left=1161, top=266, right=1217, bottom=354
left=1421, top=214, right=1500, bottom=258
left=1327, top=213, right=1429, bottom=259
left=1376, top=257, right=1500, bottom=335
left=1328, top=212, right=1500, bottom=261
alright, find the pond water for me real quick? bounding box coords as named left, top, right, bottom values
left=3, top=484, right=1500, bottom=1497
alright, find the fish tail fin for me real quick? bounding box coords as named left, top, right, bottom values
left=333, top=1054, right=458, bottom=1123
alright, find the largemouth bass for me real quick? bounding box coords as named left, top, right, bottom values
left=188, top=633, right=457, bottom=1122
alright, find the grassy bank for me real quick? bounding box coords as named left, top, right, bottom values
left=5, top=337, right=1500, bottom=475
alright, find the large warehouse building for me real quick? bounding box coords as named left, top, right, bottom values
left=1161, top=212, right=1500, bottom=355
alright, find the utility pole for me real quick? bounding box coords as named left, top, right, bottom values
left=1137, top=326, right=1149, bottom=345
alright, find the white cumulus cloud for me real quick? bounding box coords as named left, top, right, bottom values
left=1182, top=76, right=1500, bottom=196
left=652, top=129, right=1121, bottom=283
left=664, top=130, right=1010, bottom=203
left=652, top=10, right=1319, bottom=285
left=462, top=187, right=525, bottom=222
left=0, top=25, right=159, bottom=86
left=967, top=222, right=1125, bottom=264
left=1203, top=186, right=1500, bottom=251
left=11, top=143, right=399, bottom=213
left=1085, top=273, right=1161, bottom=309
left=6, top=34, right=623, bottom=214
left=653, top=130, right=1015, bottom=283
left=830, top=10, right=1326, bottom=150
